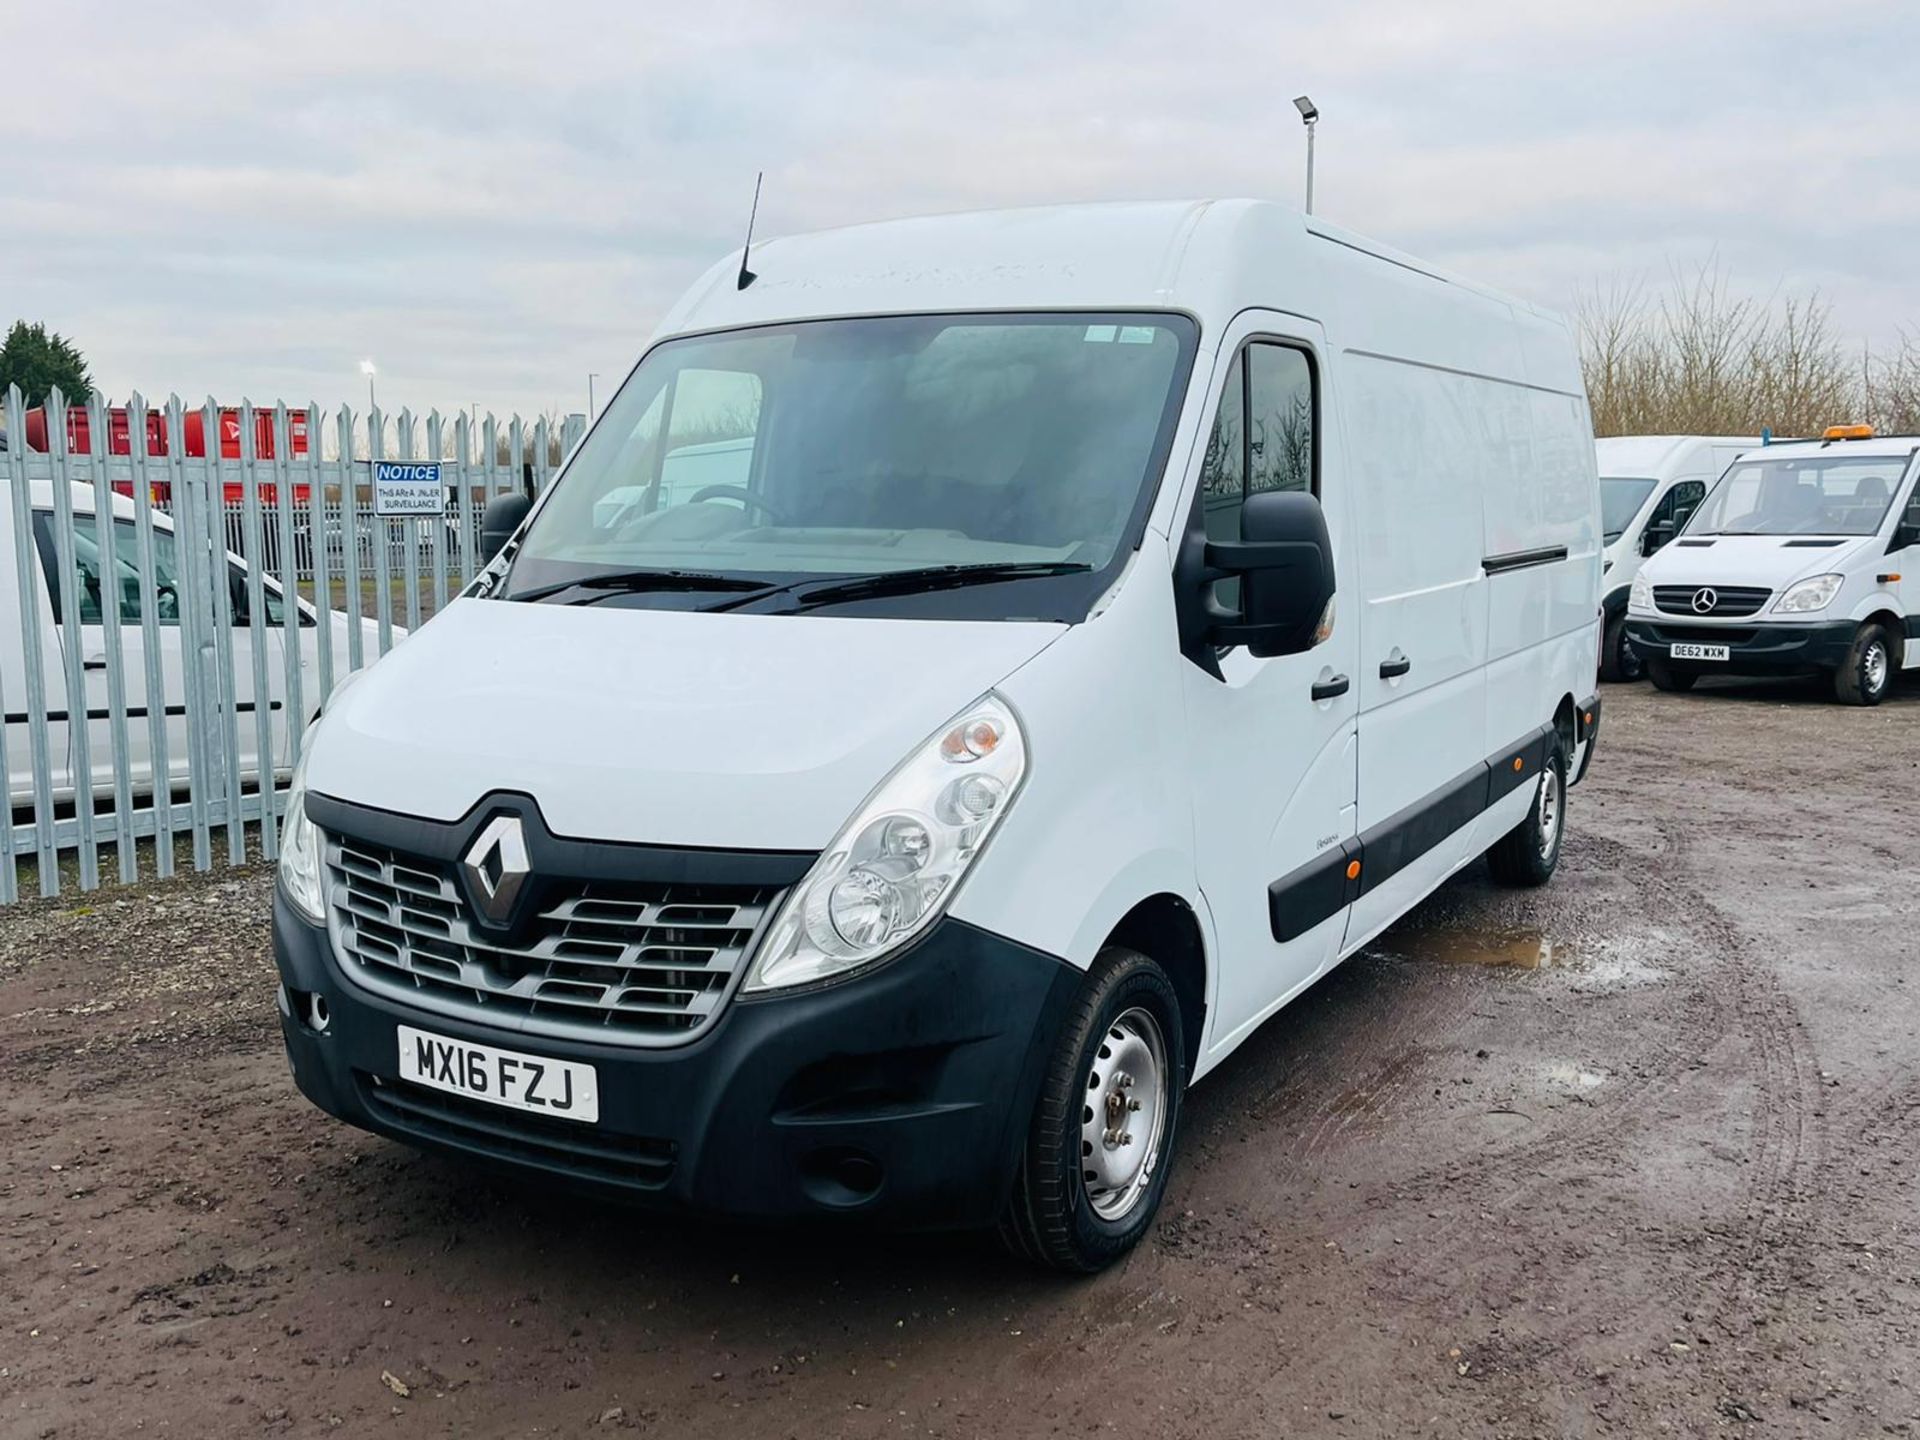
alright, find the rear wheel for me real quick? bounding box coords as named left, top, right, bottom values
left=1487, top=739, right=1567, bottom=888
left=999, top=947, right=1185, bottom=1273
left=1646, top=656, right=1699, bottom=692
left=1599, top=613, right=1643, bottom=683
left=1834, top=623, right=1895, bottom=706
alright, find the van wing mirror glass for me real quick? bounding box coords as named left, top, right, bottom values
left=1643, top=518, right=1676, bottom=555
left=1893, top=520, right=1920, bottom=552
left=480, top=494, right=533, bottom=563
left=1203, top=490, right=1335, bottom=659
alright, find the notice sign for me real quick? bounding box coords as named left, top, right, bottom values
left=373, top=461, right=447, bottom=517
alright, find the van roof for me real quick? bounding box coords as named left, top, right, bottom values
left=1740, top=435, right=1920, bottom=460
left=650, top=199, right=1581, bottom=392
left=1595, top=435, right=1761, bottom=474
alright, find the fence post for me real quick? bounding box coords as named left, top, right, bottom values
left=398, top=408, right=422, bottom=633
left=87, top=390, right=138, bottom=884
left=129, top=391, right=176, bottom=879
left=369, top=405, right=394, bottom=657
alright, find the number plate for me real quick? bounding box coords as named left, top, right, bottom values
left=396, top=1025, right=599, bottom=1123
left=1670, top=642, right=1730, bottom=662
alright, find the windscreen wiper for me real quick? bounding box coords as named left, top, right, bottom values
left=509, top=569, right=775, bottom=605
left=769, top=561, right=1093, bottom=613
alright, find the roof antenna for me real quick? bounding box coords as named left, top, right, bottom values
left=736, top=171, right=763, bottom=291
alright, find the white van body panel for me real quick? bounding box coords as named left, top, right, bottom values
left=310, top=598, right=1066, bottom=851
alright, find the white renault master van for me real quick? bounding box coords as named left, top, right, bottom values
left=273, top=201, right=1602, bottom=1271
left=1596, top=435, right=1756, bottom=681
left=1625, top=426, right=1919, bottom=705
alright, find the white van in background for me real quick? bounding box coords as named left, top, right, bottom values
left=1596, top=435, right=1757, bottom=680
left=0, top=482, right=382, bottom=804
left=273, top=200, right=1601, bottom=1271
left=1626, top=426, right=1920, bottom=705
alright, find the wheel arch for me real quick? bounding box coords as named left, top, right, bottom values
left=1102, top=893, right=1207, bottom=1071
left=1862, top=608, right=1906, bottom=666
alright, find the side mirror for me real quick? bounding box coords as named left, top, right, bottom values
left=1205, top=490, right=1335, bottom=658
left=1642, top=519, right=1675, bottom=556
left=1892, top=521, right=1920, bottom=552
left=479, top=493, right=532, bottom=563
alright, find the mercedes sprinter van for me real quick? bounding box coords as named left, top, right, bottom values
left=1596, top=435, right=1756, bottom=681
left=272, top=201, right=1603, bottom=1271
left=1626, top=425, right=1919, bottom=704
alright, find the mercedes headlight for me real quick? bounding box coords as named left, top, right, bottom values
left=1629, top=569, right=1654, bottom=613
left=1773, top=573, right=1844, bottom=614
left=278, top=748, right=325, bottom=921
left=743, top=694, right=1028, bottom=993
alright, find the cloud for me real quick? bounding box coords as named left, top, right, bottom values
left=5, top=0, right=1917, bottom=421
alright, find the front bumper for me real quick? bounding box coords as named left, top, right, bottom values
left=1623, top=617, right=1857, bottom=674
left=272, top=888, right=1082, bottom=1229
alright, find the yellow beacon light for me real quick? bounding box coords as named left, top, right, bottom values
left=1823, top=423, right=1875, bottom=440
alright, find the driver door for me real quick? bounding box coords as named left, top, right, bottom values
left=1175, top=315, right=1361, bottom=1060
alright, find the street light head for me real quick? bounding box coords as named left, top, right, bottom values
left=1293, top=95, right=1318, bottom=124
left=359, top=359, right=377, bottom=377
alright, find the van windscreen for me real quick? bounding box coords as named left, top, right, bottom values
left=506, top=312, right=1197, bottom=619
left=1683, top=454, right=1911, bottom=538
left=1599, top=476, right=1656, bottom=542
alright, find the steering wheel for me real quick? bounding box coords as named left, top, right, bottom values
left=687, top=485, right=791, bottom=524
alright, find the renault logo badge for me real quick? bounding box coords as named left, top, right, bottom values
left=1691, top=587, right=1718, bottom=614
left=463, top=814, right=530, bottom=922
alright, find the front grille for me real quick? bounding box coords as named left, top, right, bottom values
left=325, top=836, right=778, bottom=1047
left=1640, top=623, right=1759, bottom=645
left=1654, top=584, right=1771, bottom=617
left=357, top=1073, right=676, bottom=1188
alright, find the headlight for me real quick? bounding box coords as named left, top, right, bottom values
left=1773, top=573, right=1844, bottom=614
left=743, top=694, right=1028, bottom=992
left=1629, top=570, right=1653, bottom=612
left=278, top=749, right=325, bottom=921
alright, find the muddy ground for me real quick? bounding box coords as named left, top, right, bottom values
left=3, top=678, right=1917, bottom=1438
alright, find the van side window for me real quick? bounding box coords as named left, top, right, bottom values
left=1247, top=343, right=1316, bottom=496
left=31, top=512, right=187, bottom=627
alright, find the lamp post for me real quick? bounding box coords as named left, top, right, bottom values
left=359, top=358, right=378, bottom=413
left=1293, top=96, right=1319, bottom=214
left=588, top=372, right=600, bottom=419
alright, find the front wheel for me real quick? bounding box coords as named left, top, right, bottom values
left=999, top=947, right=1186, bottom=1272
left=1487, top=739, right=1567, bottom=887
left=1600, top=613, right=1643, bottom=683
left=1646, top=656, right=1699, bottom=692
left=1834, top=623, right=1895, bottom=706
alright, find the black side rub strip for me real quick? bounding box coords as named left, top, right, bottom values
left=1267, top=723, right=1555, bottom=942
left=1482, top=545, right=1568, bottom=575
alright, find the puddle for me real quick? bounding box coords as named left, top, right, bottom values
left=1369, top=924, right=1671, bottom=989
left=1544, top=1062, right=1608, bottom=1090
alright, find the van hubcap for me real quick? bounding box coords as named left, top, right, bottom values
left=1865, top=642, right=1889, bottom=694
left=1537, top=766, right=1563, bottom=860
left=1081, top=1007, right=1169, bottom=1222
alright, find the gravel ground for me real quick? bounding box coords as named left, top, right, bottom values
left=3, top=677, right=1917, bottom=1438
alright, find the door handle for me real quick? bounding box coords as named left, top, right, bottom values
left=1311, top=674, right=1350, bottom=701
left=1379, top=657, right=1412, bottom=679
left=83, top=655, right=108, bottom=672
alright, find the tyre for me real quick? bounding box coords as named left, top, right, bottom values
left=1599, top=613, right=1643, bottom=683
left=999, top=947, right=1186, bottom=1273
left=1487, top=737, right=1567, bottom=888
left=1646, top=656, right=1698, bottom=693
left=1834, top=623, right=1895, bottom=706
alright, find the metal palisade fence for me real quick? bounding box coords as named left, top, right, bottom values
left=0, top=385, right=584, bottom=903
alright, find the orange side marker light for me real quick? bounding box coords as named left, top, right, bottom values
left=1345, top=859, right=1361, bottom=881
left=1512, top=757, right=1525, bottom=772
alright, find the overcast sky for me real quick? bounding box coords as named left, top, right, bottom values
left=8, top=0, right=1918, bottom=423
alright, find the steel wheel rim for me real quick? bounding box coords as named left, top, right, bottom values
left=1080, top=1005, right=1170, bottom=1222
left=1537, top=764, right=1563, bottom=860
left=1865, top=641, right=1888, bottom=695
